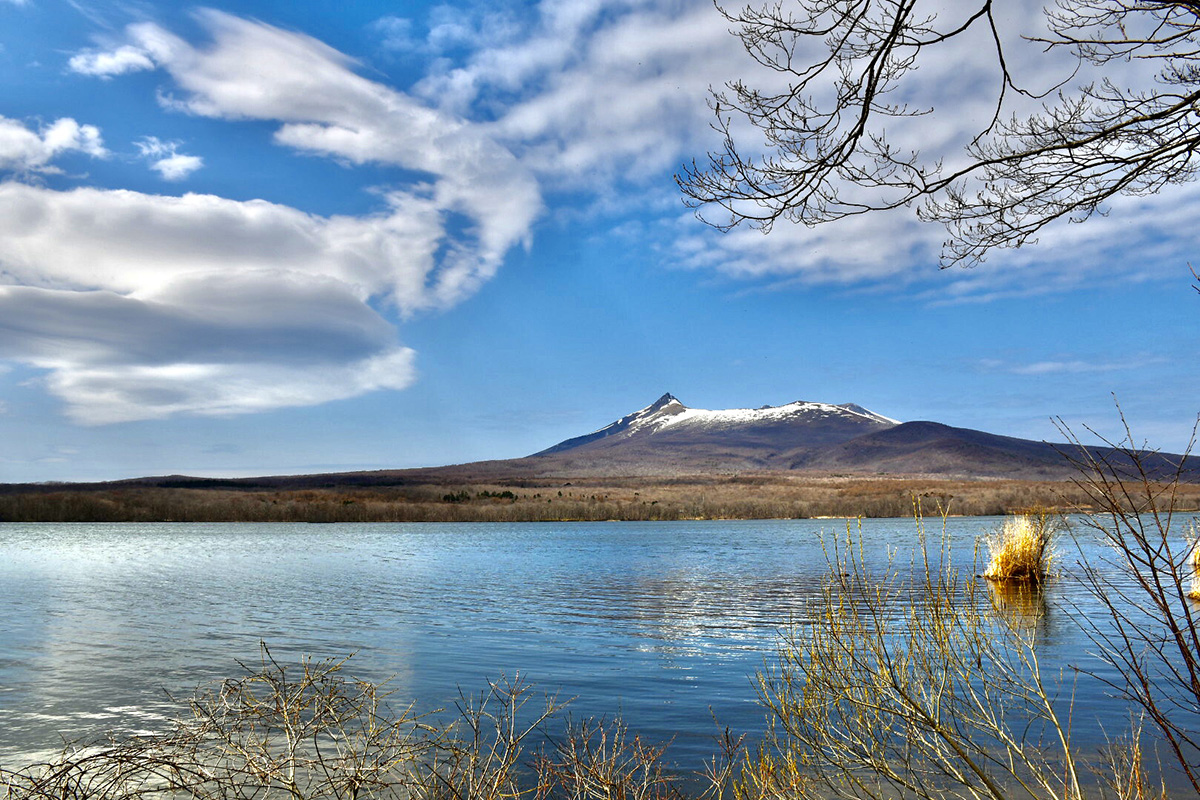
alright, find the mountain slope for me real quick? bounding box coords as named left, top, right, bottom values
left=806, top=420, right=1200, bottom=480
left=794, top=421, right=1080, bottom=477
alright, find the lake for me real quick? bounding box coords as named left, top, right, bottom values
left=0, top=516, right=1191, bottom=784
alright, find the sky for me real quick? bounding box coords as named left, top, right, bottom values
left=0, top=0, right=1196, bottom=483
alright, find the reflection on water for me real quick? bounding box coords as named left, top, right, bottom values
left=987, top=579, right=1050, bottom=629
left=0, top=517, right=1189, bottom=775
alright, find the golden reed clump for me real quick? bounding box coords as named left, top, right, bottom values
left=983, top=513, right=1056, bottom=584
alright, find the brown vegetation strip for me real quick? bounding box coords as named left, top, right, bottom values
left=2, top=475, right=1198, bottom=522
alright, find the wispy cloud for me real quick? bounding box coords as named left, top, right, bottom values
left=371, top=16, right=421, bottom=52
left=979, top=357, right=1167, bottom=376
left=400, top=0, right=1193, bottom=300
left=135, top=136, right=202, bottom=180
left=411, top=0, right=754, bottom=191
left=85, top=10, right=542, bottom=306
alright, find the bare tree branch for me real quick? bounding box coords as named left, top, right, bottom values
left=678, top=0, right=1200, bottom=268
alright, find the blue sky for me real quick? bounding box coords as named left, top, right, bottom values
left=0, top=0, right=1196, bottom=482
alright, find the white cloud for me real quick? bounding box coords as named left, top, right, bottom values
left=415, top=0, right=748, bottom=189
left=42, top=350, right=416, bottom=425
left=0, top=182, right=453, bottom=308
left=135, top=137, right=172, bottom=158
left=150, top=152, right=202, bottom=180
left=136, top=136, right=203, bottom=180
left=1015, top=361, right=1129, bottom=376
left=664, top=175, right=1200, bottom=302
left=0, top=11, right=549, bottom=423
left=68, top=44, right=155, bottom=76
left=0, top=181, right=447, bottom=422
left=0, top=115, right=107, bottom=173
left=673, top=206, right=942, bottom=286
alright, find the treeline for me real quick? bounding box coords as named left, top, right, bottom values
left=2, top=475, right=1197, bottom=522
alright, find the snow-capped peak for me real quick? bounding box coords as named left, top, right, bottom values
left=611, top=396, right=900, bottom=436
left=646, top=393, right=683, bottom=412
left=532, top=394, right=899, bottom=457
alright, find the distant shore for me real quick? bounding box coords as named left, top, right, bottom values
left=3, top=474, right=1198, bottom=522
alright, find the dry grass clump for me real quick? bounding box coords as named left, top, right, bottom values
left=982, top=512, right=1057, bottom=584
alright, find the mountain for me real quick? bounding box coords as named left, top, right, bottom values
left=509, top=394, right=1195, bottom=480
left=523, top=393, right=901, bottom=475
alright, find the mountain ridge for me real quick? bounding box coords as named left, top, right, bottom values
left=513, top=394, right=1196, bottom=481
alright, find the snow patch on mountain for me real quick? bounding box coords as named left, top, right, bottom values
left=534, top=393, right=900, bottom=457
left=624, top=398, right=899, bottom=435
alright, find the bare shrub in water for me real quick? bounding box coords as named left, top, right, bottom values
left=1059, top=415, right=1200, bottom=795
left=1102, top=729, right=1170, bottom=800
left=0, top=646, right=694, bottom=800
left=982, top=512, right=1058, bottom=584
left=0, top=646, right=565, bottom=800
left=718, top=516, right=1087, bottom=800
left=719, top=427, right=1200, bottom=800
left=534, top=717, right=683, bottom=800
left=0, top=647, right=427, bottom=800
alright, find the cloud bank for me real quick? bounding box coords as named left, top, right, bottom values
left=0, top=280, right=416, bottom=424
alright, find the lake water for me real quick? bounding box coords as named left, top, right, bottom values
left=0, top=516, right=1193, bottom=785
